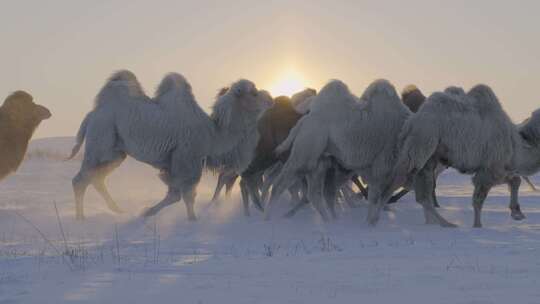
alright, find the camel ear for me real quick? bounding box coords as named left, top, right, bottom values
left=35, top=104, right=51, bottom=120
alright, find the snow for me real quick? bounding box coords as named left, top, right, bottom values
left=1, top=137, right=540, bottom=303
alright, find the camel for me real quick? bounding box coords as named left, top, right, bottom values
left=206, top=88, right=273, bottom=206
left=395, top=85, right=540, bottom=227
left=68, top=70, right=269, bottom=220
left=0, top=91, right=51, bottom=181
left=266, top=79, right=420, bottom=224
left=240, top=91, right=314, bottom=215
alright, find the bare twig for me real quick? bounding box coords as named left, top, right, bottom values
left=53, top=201, right=69, bottom=254
left=114, top=223, right=120, bottom=265
left=13, top=210, right=74, bottom=271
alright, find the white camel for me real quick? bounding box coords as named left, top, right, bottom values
left=395, top=84, right=540, bottom=227
left=68, top=70, right=269, bottom=220
left=265, top=79, right=431, bottom=224
left=206, top=89, right=272, bottom=209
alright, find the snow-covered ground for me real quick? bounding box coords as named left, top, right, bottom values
left=1, top=137, right=540, bottom=304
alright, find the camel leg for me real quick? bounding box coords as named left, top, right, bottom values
left=415, top=160, right=456, bottom=227
left=388, top=188, right=409, bottom=204
left=341, top=184, right=360, bottom=208
left=211, top=171, right=237, bottom=202
left=352, top=175, right=368, bottom=200
left=179, top=160, right=203, bottom=221
left=72, top=152, right=125, bottom=220
left=91, top=155, right=126, bottom=214
left=471, top=171, right=495, bottom=228
left=305, top=162, right=330, bottom=222
left=239, top=178, right=251, bottom=216
left=283, top=179, right=308, bottom=218
left=142, top=187, right=182, bottom=217
left=93, top=179, right=122, bottom=214
left=143, top=155, right=202, bottom=220
left=261, top=162, right=282, bottom=203
left=288, top=181, right=303, bottom=204
left=264, top=172, right=299, bottom=221
left=366, top=184, right=385, bottom=226
left=323, top=166, right=338, bottom=219
left=183, top=186, right=197, bottom=221
left=224, top=173, right=239, bottom=197
left=72, top=116, right=123, bottom=220
left=508, top=176, right=525, bottom=220
left=284, top=195, right=309, bottom=218
left=471, top=184, right=491, bottom=228
left=73, top=170, right=91, bottom=220
left=211, top=172, right=228, bottom=202
left=243, top=173, right=265, bottom=212
left=324, top=164, right=351, bottom=218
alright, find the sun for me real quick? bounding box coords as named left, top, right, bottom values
left=268, top=69, right=307, bottom=97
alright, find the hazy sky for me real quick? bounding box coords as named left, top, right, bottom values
left=1, top=0, right=539, bottom=138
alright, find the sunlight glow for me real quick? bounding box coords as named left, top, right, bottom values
left=268, top=69, right=307, bottom=97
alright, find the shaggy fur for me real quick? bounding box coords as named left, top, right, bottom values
left=266, top=79, right=414, bottom=223
left=206, top=89, right=273, bottom=205
left=70, top=70, right=269, bottom=220
left=0, top=91, right=51, bottom=181
left=291, top=88, right=317, bottom=114
left=396, top=85, right=540, bottom=227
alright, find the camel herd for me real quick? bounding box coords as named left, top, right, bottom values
left=2, top=70, right=540, bottom=228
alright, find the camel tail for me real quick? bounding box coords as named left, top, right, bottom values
left=66, top=113, right=91, bottom=161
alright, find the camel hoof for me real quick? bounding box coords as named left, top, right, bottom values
left=511, top=210, right=526, bottom=221
left=441, top=221, right=458, bottom=228
left=283, top=211, right=295, bottom=218
left=366, top=216, right=379, bottom=227
left=141, top=207, right=157, bottom=217
left=253, top=203, right=264, bottom=213
left=366, top=206, right=380, bottom=226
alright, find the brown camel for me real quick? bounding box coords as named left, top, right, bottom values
left=0, top=91, right=51, bottom=181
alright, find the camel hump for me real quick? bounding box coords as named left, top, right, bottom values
left=95, top=70, right=147, bottom=107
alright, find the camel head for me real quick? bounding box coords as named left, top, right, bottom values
left=520, top=110, right=540, bottom=147
left=291, top=88, right=317, bottom=105
left=291, top=88, right=317, bottom=114
left=230, top=79, right=265, bottom=112
left=401, top=84, right=426, bottom=113
left=258, top=90, right=274, bottom=110
left=211, top=79, right=269, bottom=129
left=401, top=84, right=421, bottom=100
left=514, top=109, right=540, bottom=177
left=2, top=91, right=52, bottom=125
